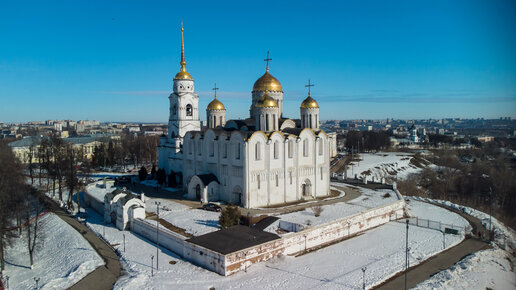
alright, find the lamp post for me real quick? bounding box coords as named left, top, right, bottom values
left=405, top=219, right=409, bottom=290
left=489, top=187, right=493, bottom=241
left=361, top=267, right=367, bottom=290
left=34, top=277, right=40, bottom=289
left=155, top=201, right=161, bottom=270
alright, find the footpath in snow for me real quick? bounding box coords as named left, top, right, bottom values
left=3, top=213, right=104, bottom=290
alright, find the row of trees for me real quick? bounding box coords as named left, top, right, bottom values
left=91, top=135, right=159, bottom=169
left=0, top=143, right=45, bottom=273
left=398, top=149, right=516, bottom=229
left=25, top=135, right=82, bottom=211
left=342, top=130, right=392, bottom=152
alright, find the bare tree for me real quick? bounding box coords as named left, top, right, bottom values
left=24, top=189, right=45, bottom=270
left=0, top=143, right=26, bottom=273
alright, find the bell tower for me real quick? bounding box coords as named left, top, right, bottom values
left=168, top=23, right=201, bottom=151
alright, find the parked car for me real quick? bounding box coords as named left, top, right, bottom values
left=202, top=203, right=222, bottom=212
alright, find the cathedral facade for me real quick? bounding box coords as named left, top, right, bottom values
left=158, top=26, right=337, bottom=208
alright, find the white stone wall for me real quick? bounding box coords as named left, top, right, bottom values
left=132, top=218, right=187, bottom=257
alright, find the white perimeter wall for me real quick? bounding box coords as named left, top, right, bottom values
left=224, top=189, right=405, bottom=276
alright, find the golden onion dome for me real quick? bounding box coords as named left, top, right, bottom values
left=300, top=96, right=319, bottom=109
left=252, top=71, right=282, bottom=92
left=207, top=97, right=225, bottom=111
left=174, top=71, right=193, bottom=80
left=255, top=91, right=279, bottom=108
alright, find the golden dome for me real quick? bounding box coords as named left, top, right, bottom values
left=253, top=71, right=282, bottom=92
left=207, top=97, right=225, bottom=111
left=255, top=91, right=279, bottom=108
left=300, top=96, right=319, bottom=109
left=174, top=71, right=193, bottom=80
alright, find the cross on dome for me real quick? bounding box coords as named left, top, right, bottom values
left=305, top=79, right=314, bottom=97
left=264, top=51, right=272, bottom=72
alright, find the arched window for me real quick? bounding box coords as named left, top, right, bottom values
left=213, top=116, right=216, bottom=127
left=273, top=114, right=276, bottom=130
left=309, top=114, right=312, bottom=128
left=255, top=142, right=261, bottom=160
left=186, top=104, right=193, bottom=116
left=266, top=114, right=270, bottom=131
left=273, top=141, right=279, bottom=159
left=303, top=139, right=309, bottom=157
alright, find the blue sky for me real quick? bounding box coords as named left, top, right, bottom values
left=1, top=0, right=515, bottom=122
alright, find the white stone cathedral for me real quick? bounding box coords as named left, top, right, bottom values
left=158, top=26, right=337, bottom=209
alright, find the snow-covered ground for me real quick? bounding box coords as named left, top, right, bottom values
left=151, top=203, right=221, bottom=236
left=347, top=152, right=429, bottom=181
left=265, top=184, right=399, bottom=233
left=413, top=247, right=515, bottom=290
left=77, top=192, right=469, bottom=289
left=3, top=213, right=104, bottom=290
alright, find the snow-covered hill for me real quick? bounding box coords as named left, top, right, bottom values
left=3, top=213, right=104, bottom=290
left=347, top=152, right=431, bottom=181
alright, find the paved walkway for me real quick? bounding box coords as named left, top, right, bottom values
left=374, top=201, right=491, bottom=290
left=41, top=195, right=122, bottom=290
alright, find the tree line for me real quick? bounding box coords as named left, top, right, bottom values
left=0, top=142, right=46, bottom=273
left=90, top=135, right=159, bottom=169
left=339, top=130, right=392, bottom=152
left=398, top=148, right=516, bottom=230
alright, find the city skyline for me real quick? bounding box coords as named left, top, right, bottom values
left=1, top=0, right=515, bottom=123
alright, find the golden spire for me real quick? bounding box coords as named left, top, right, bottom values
left=264, top=51, right=272, bottom=72
left=174, top=21, right=193, bottom=80
left=180, top=21, right=186, bottom=72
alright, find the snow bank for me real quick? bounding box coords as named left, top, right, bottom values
left=348, top=152, right=427, bottom=181
left=4, top=213, right=104, bottom=290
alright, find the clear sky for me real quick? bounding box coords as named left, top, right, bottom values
left=1, top=0, right=515, bottom=123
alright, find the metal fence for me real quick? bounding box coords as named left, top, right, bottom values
left=389, top=213, right=471, bottom=234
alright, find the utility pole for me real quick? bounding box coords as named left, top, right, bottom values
left=155, top=201, right=161, bottom=270
left=405, top=219, right=409, bottom=290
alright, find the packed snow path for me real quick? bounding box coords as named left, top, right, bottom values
left=43, top=195, right=122, bottom=290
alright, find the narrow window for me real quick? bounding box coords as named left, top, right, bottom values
left=303, top=139, right=308, bottom=157
left=223, top=143, right=227, bottom=158
left=289, top=171, right=293, bottom=184
left=219, top=116, right=222, bottom=126
left=255, top=142, right=261, bottom=160
left=309, top=114, right=312, bottom=128
left=320, top=167, right=323, bottom=180
left=273, top=114, right=276, bottom=130
left=319, top=139, right=323, bottom=156
left=274, top=141, right=279, bottom=159
left=275, top=174, right=279, bottom=187
left=266, top=114, right=269, bottom=131
left=236, top=143, right=240, bottom=160
left=213, top=116, right=216, bottom=127
left=288, top=140, right=293, bottom=158
left=186, top=104, right=193, bottom=116
left=210, top=141, right=214, bottom=157
left=257, top=175, right=261, bottom=189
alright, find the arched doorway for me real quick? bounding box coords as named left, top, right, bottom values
left=233, top=186, right=243, bottom=206
left=196, top=184, right=201, bottom=200
left=302, top=179, right=312, bottom=198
